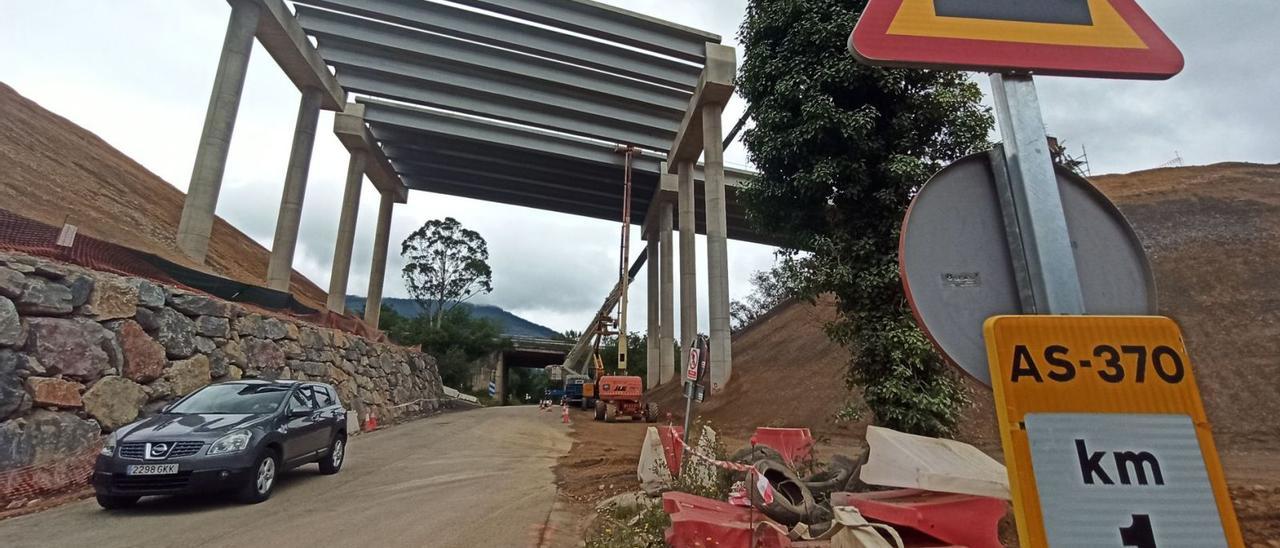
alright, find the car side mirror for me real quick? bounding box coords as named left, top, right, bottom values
left=288, top=409, right=311, bottom=419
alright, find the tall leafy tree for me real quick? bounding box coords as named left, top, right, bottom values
left=378, top=305, right=507, bottom=388
left=598, top=332, right=648, bottom=384
left=400, top=217, right=494, bottom=328
left=738, top=0, right=994, bottom=435
left=730, top=264, right=799, bottom=332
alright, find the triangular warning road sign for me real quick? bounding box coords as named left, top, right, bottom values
left=850, top=0, right=1183, bottom=79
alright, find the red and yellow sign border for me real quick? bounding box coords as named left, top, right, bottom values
left=850, top=0, right=1184, bottom=79
left=984, top=315, right=1243, bottom=547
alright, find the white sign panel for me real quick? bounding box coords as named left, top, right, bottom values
left=56, top=224, right=78, bottom=247
left=685, top=348, right=700, bottom=382
left=1025, top=413, right=1228, bottom=548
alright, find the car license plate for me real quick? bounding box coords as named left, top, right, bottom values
left=126, top=463, right=178, bottom=476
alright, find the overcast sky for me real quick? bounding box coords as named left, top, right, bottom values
left=1, top=1, right=1275, bottom=334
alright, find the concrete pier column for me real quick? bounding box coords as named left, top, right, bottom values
left=646, top=234, right=660, bottom=389
left=177, top=0, right=261, bottom=262
left=266, top=87, right=323, bottom=291
left=658, top=202, right=676, bottom=386
left=702, top=104, right=733, bottom=393
left=496, top=355, right=507, bottom=406
left=363, top=191, right=395, bottom=327
left=677, top=161, right=698, bottom=376
left=326, top=151, right=367, bottom=314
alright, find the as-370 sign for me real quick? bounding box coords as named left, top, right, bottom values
left=850, top=0, right=1184, bottom=79
left=984, top=316, right=1243, bottom=547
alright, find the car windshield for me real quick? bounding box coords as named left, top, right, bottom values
left=168, top=384, right=291, bottom=414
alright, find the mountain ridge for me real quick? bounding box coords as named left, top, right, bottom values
left=345, top=295, right=561, bottom=339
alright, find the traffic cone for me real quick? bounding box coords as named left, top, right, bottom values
left=562, top=402, right=570, bottom=424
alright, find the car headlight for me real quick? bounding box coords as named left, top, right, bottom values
left=208, top=430, right=252, bottom=456
left=100, top=432, right=118, bottom=457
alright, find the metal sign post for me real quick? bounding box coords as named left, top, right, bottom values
left=681, top=336, right=708, bottom=445
left=989, top=73, right=1086, bottom=315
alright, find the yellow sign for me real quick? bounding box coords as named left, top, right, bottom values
left=984, top=316, right=1243, bottom=548
left=888, top=0, right=1145, bottom=48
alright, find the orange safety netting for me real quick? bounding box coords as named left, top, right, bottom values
left=0, top=445, right=100, bottom=505
left=0, top=208, right=177, bottom=283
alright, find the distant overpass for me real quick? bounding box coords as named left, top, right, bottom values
left=470, top=337, right=573, bottom=405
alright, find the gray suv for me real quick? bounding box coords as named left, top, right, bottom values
left=93, top=380, right=347, bottom=509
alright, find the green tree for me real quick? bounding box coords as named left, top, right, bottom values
left=730, top=263, right=799, bottom=332
left=400, top=217, right=494, bottom=328
left=738, top=0, right=993, bottom=435
left=598, top=332, right=648, bottom=384
left=380, top=305, right=507, bottom=388
left=506, top=367, right=550, bottom=404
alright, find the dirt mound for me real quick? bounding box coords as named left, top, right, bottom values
left=646, top=296, right=1000, bottom=451
left=648, top=297, right=865, bottom=444
left=1093, top=162, right=1280, bottom=444
left=0, top=83, right=328, bottom=310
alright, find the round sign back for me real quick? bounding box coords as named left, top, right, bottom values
left=899, top=151, right=1157, bottom=386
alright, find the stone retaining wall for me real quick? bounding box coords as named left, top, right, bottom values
left=0, top=251, right=443, bottom=506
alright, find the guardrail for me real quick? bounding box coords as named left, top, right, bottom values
left=442, top=386, right=481, bottom=404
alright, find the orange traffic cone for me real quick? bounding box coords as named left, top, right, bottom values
left=561, top=402, right=570, bottom=424
left=363, top=415, right=378, bottom=432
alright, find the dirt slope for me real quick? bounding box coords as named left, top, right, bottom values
left=648, top=297, right=867, bottom=444
left=0, top=83, right=328, bottom=309
left=1093, top=162, right=1280, bottom=445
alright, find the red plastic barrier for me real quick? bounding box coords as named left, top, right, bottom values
left=662, top=492, right=791, bottom=548
left=657, top=426, right=684, bottom=477
left=831, top=489, right=1007, bottom=548
left=750, top=428, right=814, bottom=467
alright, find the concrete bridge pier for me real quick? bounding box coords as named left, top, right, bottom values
left=659, top=201, right=676, bottom=385
left=363, top=191, right=395, bottom=327
left=176, top=0, right=260, bottom=262
left=677, top=161, right=698, bottom=380
left=327, top=103, right=409, bottom=319
left=644, top=169, right=679, bottom=389
left=326, top=150, right=366, bottom=313
left=661, top=42, right=736, bottom=394
left=495, top=354, right=507, bottom=406
left=646, top=235, right=660, bottom=389
left=702, top=102, right=732, bottom=393
left=266, top=86, right=323, bottom=291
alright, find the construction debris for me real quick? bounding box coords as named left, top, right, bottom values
left=831, top=490, right=1005, bottom=548
left=638, top=427, right=675, bottom=495
left=653, top=425, right=1010, bottom=547
left=859, top=426, right=1010, bottom=500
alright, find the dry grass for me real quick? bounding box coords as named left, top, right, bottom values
left=0, top=83, right=329, bottom=310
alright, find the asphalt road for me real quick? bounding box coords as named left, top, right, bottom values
left=0, top=406, right=575, bottom=548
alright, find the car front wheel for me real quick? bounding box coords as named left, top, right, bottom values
left=319, top=433, right=346, bottom=475
left=238, top=450, right=279, bottom=504
left=96, top=494, right=139, bottom=510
